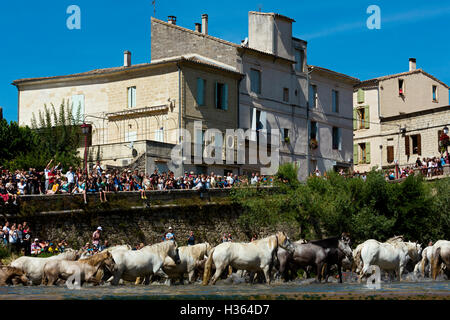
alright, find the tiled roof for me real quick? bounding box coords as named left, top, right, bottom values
left=12, top=55, right=243, bottom=86
left=308, top=65, right=360, bottom=83
left=355, top=69, right=449, bottom=89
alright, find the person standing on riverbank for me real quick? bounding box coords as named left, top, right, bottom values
left=92, top=226, right=102, bottom=249
left=165, top=227, right=175, bottom=241
left=187, top=231, right=195, bottom=246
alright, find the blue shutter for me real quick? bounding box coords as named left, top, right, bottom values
left=197, top=78, right=204, bottom=106
left=223, top=84, right=228, bottom=110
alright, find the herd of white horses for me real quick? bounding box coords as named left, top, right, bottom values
left=1, top=232, right=449, bottom=287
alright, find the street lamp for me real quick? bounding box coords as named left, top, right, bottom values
left=81, top=123, right=90, bottom=174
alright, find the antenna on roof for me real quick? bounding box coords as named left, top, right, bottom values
left=152, top=0, right=156, bottom=17
left=258, top=3, right=262, bottom=12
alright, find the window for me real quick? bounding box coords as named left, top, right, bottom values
left=332, top=90, right=339, bottom=113
left=127, top=86, right=136, bottom=108
left=309, top=84, right=317, bottom=108
left=411, top=134, right=421, bottom=155
left=310, top=121, right=318, bottom=140
left=354, top=143, right=370, bottom=164
left=354, top=106, right=369, bottom=130
left=282, top=128, right=290, bottom=142
left=332, top=127, right=341, bottom=150
left=387, top=146, right=394, bottom=163
left=283, top=88, right=289, bottom=102
left=398, top=79, right=404, bottom=95
left=250, top=69, right=261, bottom=94
left=295, top=49, right=304, bottom=72
left=215, top=82, right=228, bottom=110
left=197, top=78, right=206, bottom=106
left=155, top=127, right=164, bottom=142
left=432, top=85, right=438, bottom=102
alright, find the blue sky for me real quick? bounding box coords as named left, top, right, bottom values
left=1, top=0, right=449, bottom=122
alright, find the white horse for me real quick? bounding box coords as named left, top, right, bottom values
left=202, top=231, right=294, bottom=285
left=43, top=251, right=116, bottom=286
left=430, top=240, right=450, bottom=280
left=109, top=241, right=180, bottom=285
left=10, top=249, right=80, bottom=285
left=414, top=246, right=433, bottom=277
left=163, top=242, right=212, bottom=284
left=356, top=239, right=411, bottom=281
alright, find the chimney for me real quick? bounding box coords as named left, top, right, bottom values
left=0, top=107, right=3, bottom=120
left=168, top=16, right=177, bottom=25
left=409, top=58, right=416, bottom=71
left=201, top=14, right=208, bottom=35
left=124, top=51, right=131, bottom=67
left=194, top=23, right=201, bottom=32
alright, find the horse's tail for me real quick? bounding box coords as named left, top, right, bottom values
left=420, top=253, right=427, bottom=277
left=202, top=247, right=215, bottom=286
left=431, top=247, right=442, bottom=280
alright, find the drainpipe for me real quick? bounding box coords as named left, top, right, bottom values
left=306, top=67, right=314, bottom=179
left=177, top=63, right=183, bottom=174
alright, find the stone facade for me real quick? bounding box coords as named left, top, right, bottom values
left=353, top=60, right=450, bottom=172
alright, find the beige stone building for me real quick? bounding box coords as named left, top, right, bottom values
left=151, top=12, right=358, bottom=179
left=353, top=58, right=450, bottom=171
left=13, top=54, right=242, bottom=175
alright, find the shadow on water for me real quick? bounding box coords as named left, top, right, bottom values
left=0, top=272, right=448, bottom=300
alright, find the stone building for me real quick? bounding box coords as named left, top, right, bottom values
left=150, top=12, right=358, bottom=179
left=353, top=58, right=450, bottom=171
left=13, top=53, right=243, bottom=175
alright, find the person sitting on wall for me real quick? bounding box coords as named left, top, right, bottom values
left=31, top=239, right=41, bottom=255
left=187, top=231, right=195, bottom=246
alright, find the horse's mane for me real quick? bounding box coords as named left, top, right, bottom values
left=251, top=234, right=276, bottom=245
left=143, top=240, right=176, bottom=253
left=386, top=236, right=404, bottom=243
left=309, top=236, right=340, bottom=247
left=78, top=251, right=110, bottom=266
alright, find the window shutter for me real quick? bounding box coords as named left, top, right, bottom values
left=353, top=144, right=358, bottom=165
left=405, top=136, right=410, bottom=155
left=223, top=83, right=228, bottom=110
left=338, top=128, right=342, bottom=151
left=197, top=78, right=204, bottom=106
left=132, top=87, right=136, bottom=107
left=364, top=106, right=370, bottom=129
left=357, top=89, right=365, bottom=103
left=417, top=134, right=421, bottom=155
left=353, top=109, right=358, bottom=130
left=128, top=88, right=132, bottom=108
left=366, top=142, right=371, bottom=164
left=214, top=82, right=218, bottom=108
left=387, top=146, right=394, bottom=163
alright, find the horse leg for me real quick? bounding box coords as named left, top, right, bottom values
left=263, top=266, right=271, bottom=284
left=337, top=264, right=343, bottom=283
left=323, top=263, right=330, bottom=283
left=316, top=263, right=324, bottom=282
left=211, top=265, right=225, bottom=285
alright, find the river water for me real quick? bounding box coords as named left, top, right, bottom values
left=1, top=273, right=449, bottom=300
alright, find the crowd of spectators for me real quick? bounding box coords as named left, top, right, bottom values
left=1, top=159, right=273, bottom=205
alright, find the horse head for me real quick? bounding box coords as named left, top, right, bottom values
left=338, top=238, right=353, bottom=261
left=168, top=241, right=181, bottom=265
left=276, top=231, right=295, bottom=254
left=101, top=251, right=117, bottom=273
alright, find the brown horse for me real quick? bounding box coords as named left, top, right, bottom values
left=0, top=266, right=29, bottom=286
left=43, top=251, right=116, bottom=286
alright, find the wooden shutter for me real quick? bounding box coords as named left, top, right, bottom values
left=417, top=134, right=421, bottom=155
left=353, top=144, right=358, bottom=165
left=366, top=142, right=371, bottom=164
left=357, top=89, right=365, bottom=103
left=438, top=130, right=443, bottom=153
left=223, top=83, right=228, bottom=110
left=387, top=146, right=394, bottom=163
left=405, top=136, right=410, bottom=155
left=364, top=106, right=370, bottom=129
left=353, top=109, right=358, bottom=130
left=197, top=78, right=204, bottom=106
